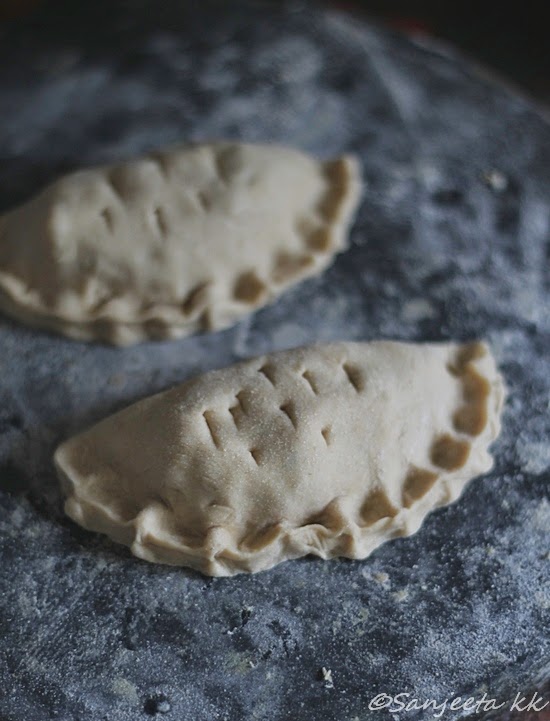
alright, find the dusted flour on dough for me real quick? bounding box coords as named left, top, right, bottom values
left=54, top=340, right=505, bottom=576
left=0, top=142, right=361, bottom=345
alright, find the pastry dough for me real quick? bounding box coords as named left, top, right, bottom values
left=0, top=143, right=361, bottom=345
left=54, top=341, right=505, bottom=576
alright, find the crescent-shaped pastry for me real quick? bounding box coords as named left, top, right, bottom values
left=0, top=143, right=361, bottom=345
left=54, top=341, right=505, bottom=576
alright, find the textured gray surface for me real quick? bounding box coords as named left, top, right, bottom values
left=0, top=1, right=549, bottom=720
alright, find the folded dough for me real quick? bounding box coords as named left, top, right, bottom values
left=0, top=142, right=361, bottom=345
left=55, top=341, right=505, bottom=576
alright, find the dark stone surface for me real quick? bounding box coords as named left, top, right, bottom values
left=0, top=2, right=549, bottom=719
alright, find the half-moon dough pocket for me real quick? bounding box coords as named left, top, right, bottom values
left=54, top=341, right=505, bottom=576
left=0, top=142, right=361, bottom=344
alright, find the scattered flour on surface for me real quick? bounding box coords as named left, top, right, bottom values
left=401, top=298, right=437, bottom=322
left=516, top=437, right=550, bottom=475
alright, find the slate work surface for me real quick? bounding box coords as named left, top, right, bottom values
left=0, top=2, right=548, bottom=720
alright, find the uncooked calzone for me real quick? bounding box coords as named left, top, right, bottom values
left=0, top=143, right=361, bottom=345
left=55, top=341, right=505, bottom=576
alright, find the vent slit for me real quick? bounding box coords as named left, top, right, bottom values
left=151, top=153, right=169, bottom=178
left=301, top=370, right=318, bottom=395
left=152, top=206, right=169, bottom=237
left=258, top=365, right=276, bottom=386
left=279, top=403, right=297, bottom=429
left=202, top=411, right=220, bottom=448
left=228, top=406, right=239, bottom=427
left=197, top=190, right=210, bottom=211
left=100, top=207, right=114, bottom=231
left=342, top=363, right=363, bottom=392
left=108, top=173, right=124, bottom=200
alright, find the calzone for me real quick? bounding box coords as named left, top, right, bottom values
left=54, top=341, right=505, bottom=576
left=0, top=142, right=361, bottom=345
